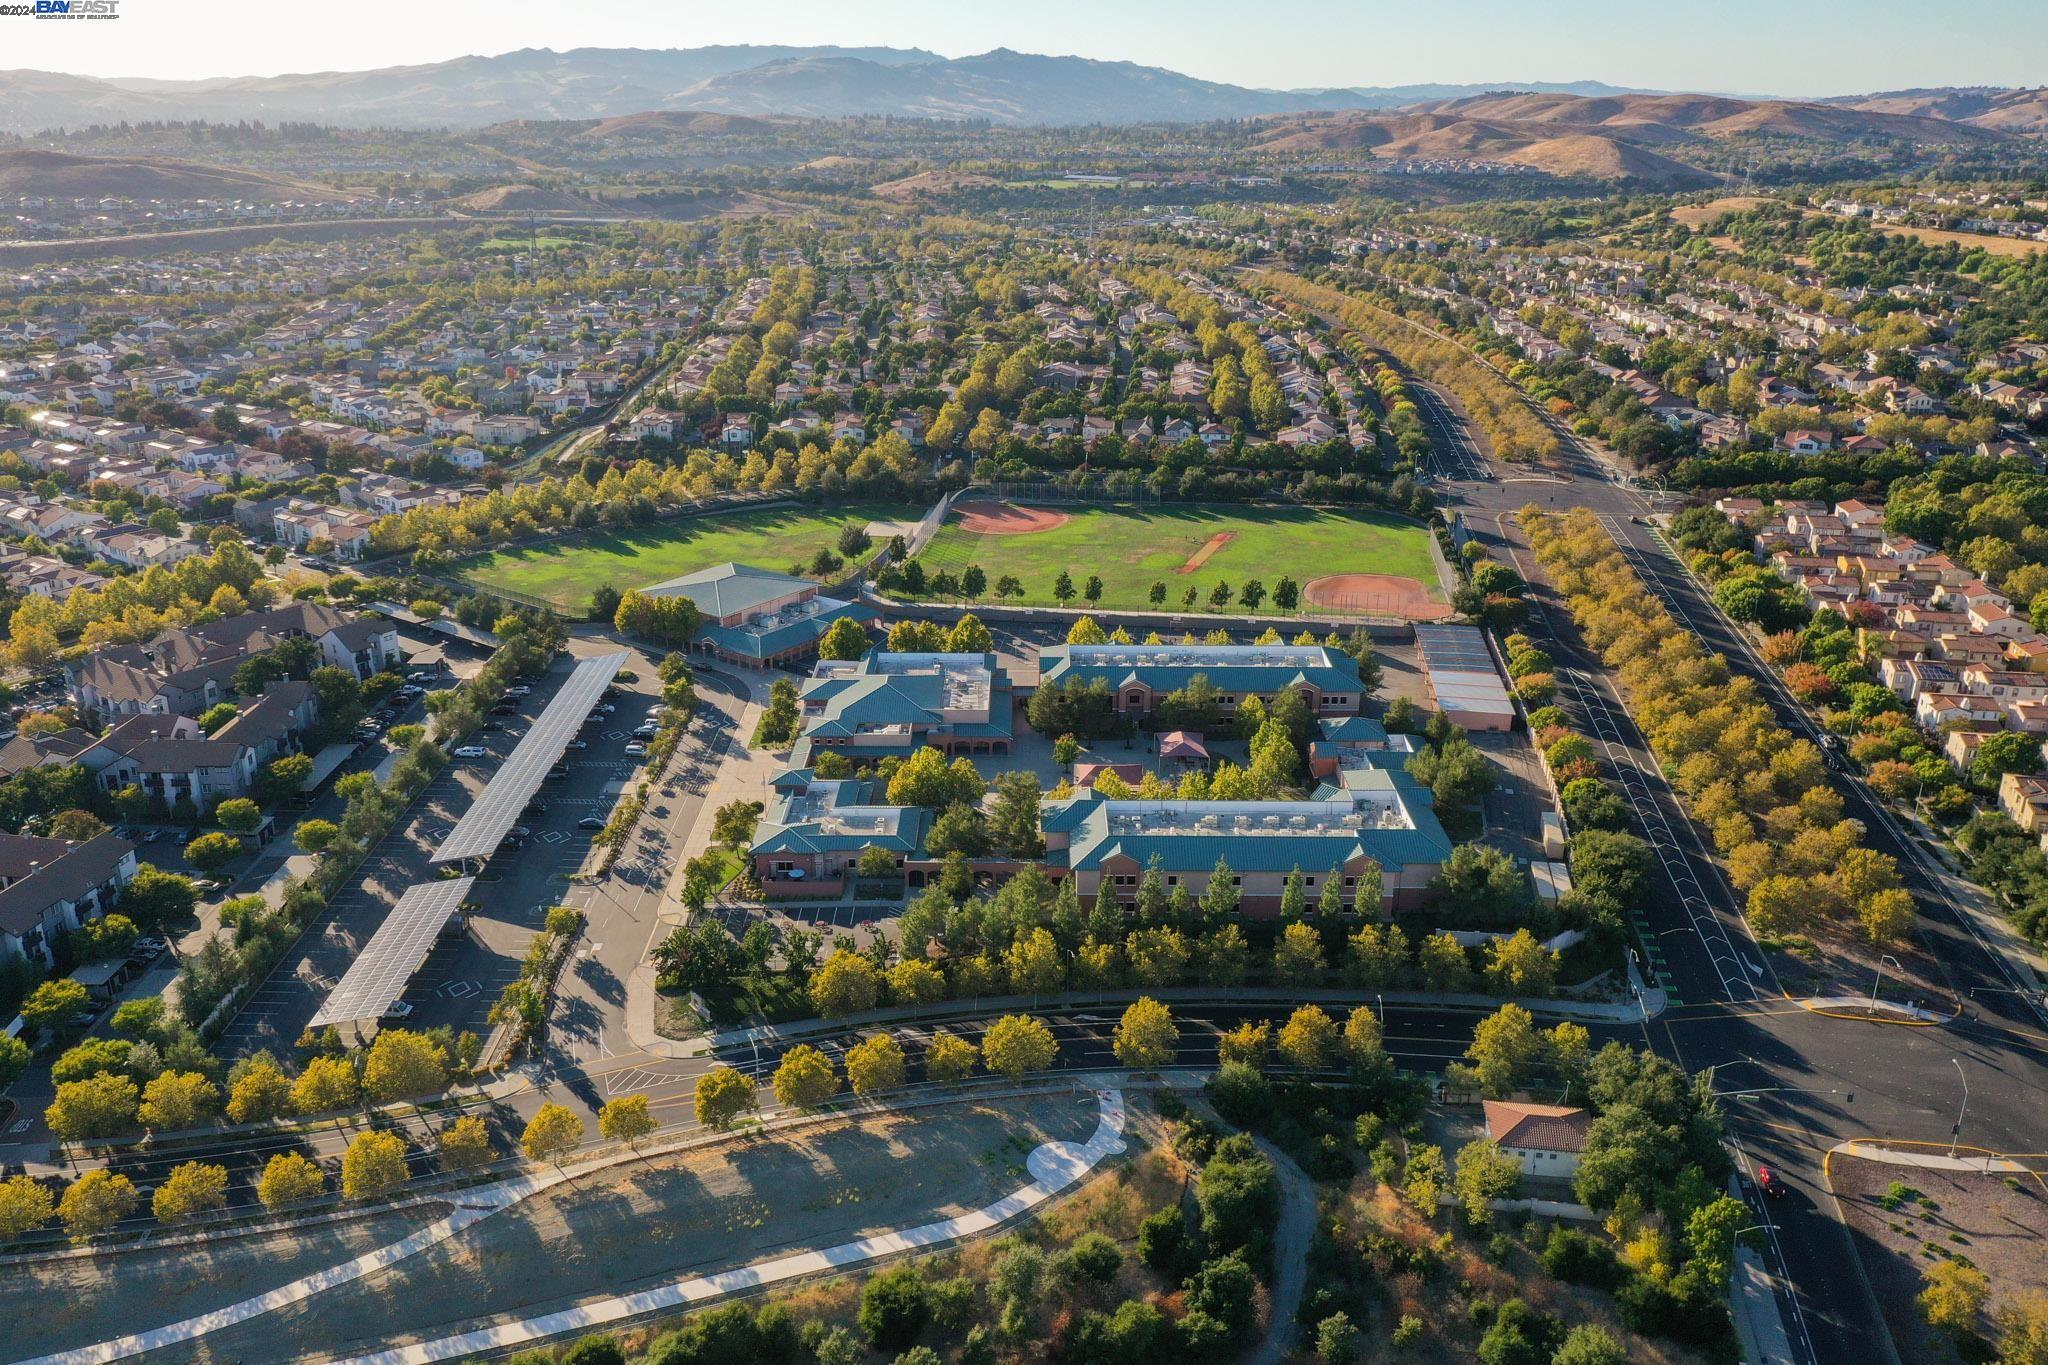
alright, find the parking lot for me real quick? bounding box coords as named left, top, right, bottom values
left=215, top=645, right=663, bottom=1057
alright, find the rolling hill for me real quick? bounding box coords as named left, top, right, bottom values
left=0, top=148, right=357, bottom=201
left=1830, top=86, right=2048, bottom=133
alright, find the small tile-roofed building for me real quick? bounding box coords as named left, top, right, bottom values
left=1483, top=1101, right=1592, bottom=1176
left=645, top=562, right=875, bottom=669
left=1036, top=643, right=1365, bottom=719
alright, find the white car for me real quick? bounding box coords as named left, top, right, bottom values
left=453, top=745, right=487, bottom=759
left=381, top=1000, right=414, bottom=1021
left=624, top=741, right=648, bottom=758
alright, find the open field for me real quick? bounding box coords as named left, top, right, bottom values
left=451, top=502, right=922, bottom=611
left=1668, top=195, right=1777, bottom=228
left=1817, top=214, right=2048, bottom=258
left=912, top=501, right=1444, bottom=616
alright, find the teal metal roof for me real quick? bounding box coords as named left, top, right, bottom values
left=1039, top=643, right=1364, bottom=697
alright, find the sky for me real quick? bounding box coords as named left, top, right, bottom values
left=10, top=0, right=2048, bottom=98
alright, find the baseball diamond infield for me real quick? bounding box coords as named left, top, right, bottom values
left=911, top=501, right=1445, bottom=616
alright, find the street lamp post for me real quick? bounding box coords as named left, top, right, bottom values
left=1871, top=954, right=1904, bottom=1011
left=1949, top=1058, right=1969, bottom=1159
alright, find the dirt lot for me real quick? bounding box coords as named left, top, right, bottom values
left=1670, top=195, right=1777, bottom=228
left=111, top=1094, right=1107, bottom=1363
left=0, top=1204, right=445, bottom=1361
left=1832, top=1150, right=2048, bottom=1362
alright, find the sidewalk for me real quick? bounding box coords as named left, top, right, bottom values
left=1828, top=1139, right=2030, bottom=1175
left=1796, top=996, right=1947, bottom=1025
left=1731, top=1246, right=1797, bottom=1365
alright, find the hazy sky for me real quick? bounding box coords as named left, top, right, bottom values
left=13, top=0, right=2048, bottom=97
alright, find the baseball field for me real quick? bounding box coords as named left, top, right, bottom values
left=910, top=500, right=1449, bottom=617
left=452, top=502, right=923, bottom=612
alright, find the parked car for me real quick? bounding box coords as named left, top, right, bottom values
left=454, top=746, right=487, bottom=759
left=523, top=799, right=548, bottom=818
left=566, top=739, right=588, bottom=750
left=624, top=741, right=648, bottom=758
left=577, top=816, right=605, bottom=831
left=381, top=1000, right=414, bottom=1021
left=506, top=685, right=533, bottom=698
left=633, top=723, right=659, bottom=739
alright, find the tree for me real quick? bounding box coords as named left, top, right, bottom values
left=1066, top=615, right=1107, bottom=644
left=1271, top=922, right=1326, bottom=986
left=598, top=1094, right=658, bottom=1150
left=213, top=797, right=262, bottom=833
left=58, top=1169, right=137, bottom=1240
left=0, top=1175, right=55, bottom=1243
left=0, top=1033, right=26, bottom=1090
left=1197, top=1144, right=1279, bottom=1258
left=947, top=613, right=995, bottom=653
left=46, top=1072, right=140, bottom=1143
left=1403, top=1144, right=1449, bottom=1215
left=1453, top=1139, right=1521, bottom=1227
left=226, top=1055, right=292, bottom=1123
left=1005, top=927, right=1063, bottom=997
left=1551, top=1325, right=1628, bottom=1365
left=982, top=1014, right=1057, bottom=1078
left=1685, top=1193, right=1755, bottom=1278
left=846, top=1033, right=907, bottom=1095
left=341, top=1130, right=409, bottom=1200
left=184, top=831, right=243, bottom=874
left=363, top=1029, right=447, bottom=1102
left=818, top=616, right=870, bottom=661
left=859, top=1263, right=931, bottom=1351
left=521, top=1102, right=585, bottom=1166
left=925, top=1030, right=978, bottom=1082
left=1295, top=1310, right=1357, bottom=1365
left=772, top=1044, right=841, bottom=1111
left=1276, top=1004, right=1338, bottom=1070
left=1053, top=570, right=1076, bottom=604
left=694, top=1066, right=757, bottom=1131
left=1919, top=1259, right=1991, bottom=1339
left=1113, top=997, right=1178, bottom=1069
left=438, top=1115, right=495, bottom=1172
left=1463, top=1003, right=1544, bottom=1098
left=810, top=948, right=883, bottom=1018
left=988, top=770, right=1046, bottom=859
left=1343, top=1005, right=1388, bottom=1074
left=258, top=1152, right=326, bottom=1210
left=291, top=1056, right=359, bottom=1114
left=1484, top=930, right=1559, bottom=997
left=152, top=1160, right=229, bottom=1224
left=21, top=978, right=89, bottom=1035
left=1997, top=1292, right=2048, bottom=1365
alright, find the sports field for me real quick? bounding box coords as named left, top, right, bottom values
left=913, top=501, right=1448, bottom=617
left=452, top=502, right=922, bottom=611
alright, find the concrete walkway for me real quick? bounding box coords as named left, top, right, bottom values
left=1796, top=997, right=1946, bottom=1024
left=1828, top=1139, right=2028, bottom=1175
left=335, top=1090, right=1128, bottom=1364
left=1731, top=1246, right=1797, bottom=1365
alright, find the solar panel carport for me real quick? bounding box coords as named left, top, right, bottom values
left=310, top=876, right=475, bottom=1030
left=430, top=651, right=630, bottom=865
left=1414, top=623, right=1515, bottom=732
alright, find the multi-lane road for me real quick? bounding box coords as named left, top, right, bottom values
left=1422, top=379, right=2048, bottom=1365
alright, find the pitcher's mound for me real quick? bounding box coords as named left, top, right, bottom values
left=1303, top=573, right=1453, bottom=619
left=955, top=501, right=1071, bottom=535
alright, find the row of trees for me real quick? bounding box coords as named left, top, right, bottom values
left=1523, top=507, right=1913, bottom=945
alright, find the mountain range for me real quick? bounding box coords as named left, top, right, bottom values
left=0, top=47, right=1667, bottom=133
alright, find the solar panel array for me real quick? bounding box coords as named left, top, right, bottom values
left=431, top=651, right=631, bottom=864
left=310, top=876, right=475, bottom=1027
left=1413, top=623, right=1499, bottom=674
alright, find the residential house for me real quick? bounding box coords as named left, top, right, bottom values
left=0, top=832, right=139, bottom=968
left=1483, top=1101, right=1593, bottom=1177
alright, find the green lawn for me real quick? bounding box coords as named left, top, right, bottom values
left=912, top=504, right=1441, bottom=613
left=452, top=503, right=922, bottom=612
